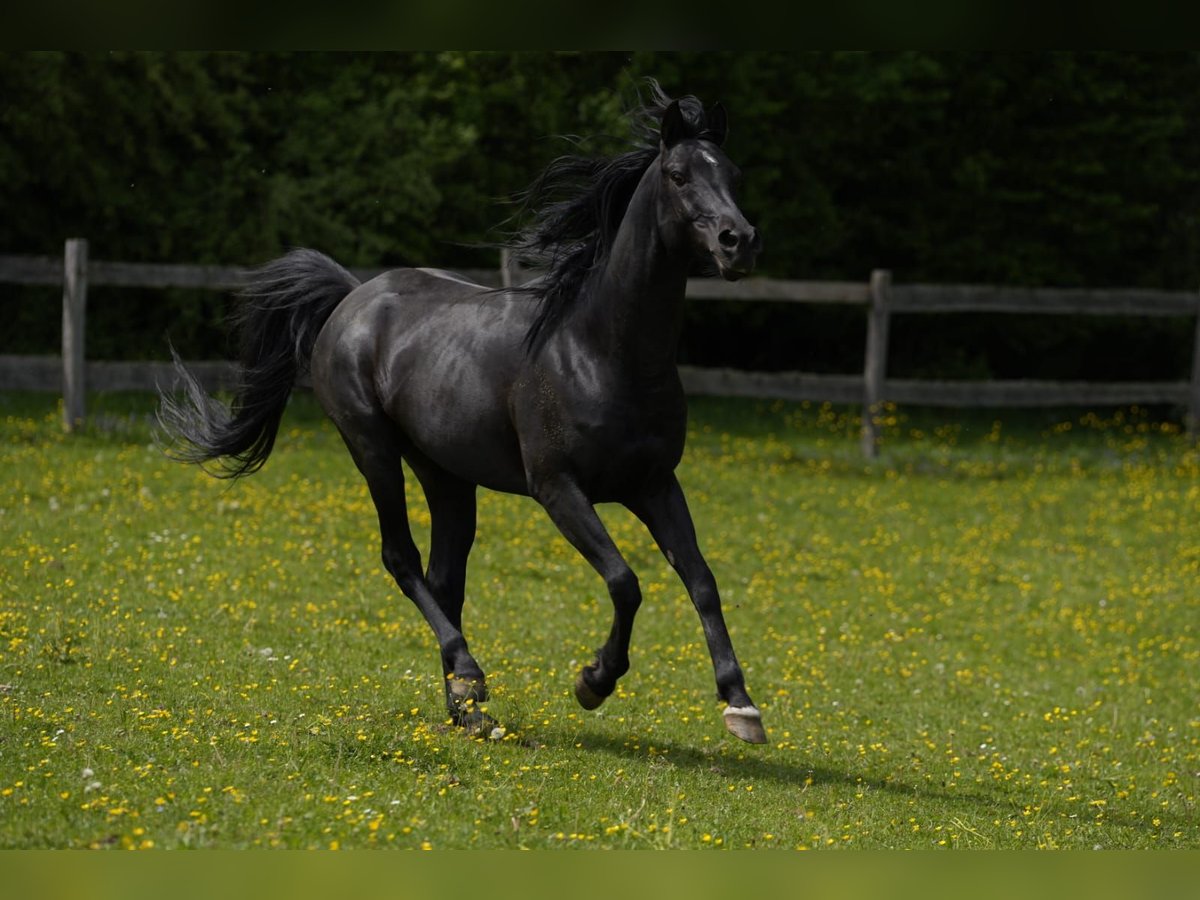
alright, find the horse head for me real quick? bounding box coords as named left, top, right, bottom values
left=658, top=98, right=762, bottom=281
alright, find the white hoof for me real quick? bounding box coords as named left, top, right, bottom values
left=723, top=705, right=767, bottom=744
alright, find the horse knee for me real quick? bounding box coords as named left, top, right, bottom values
left=382, top=543, right=422, bottom=593
left=426, top=567, right=465, bottom=605
left=606, top=567, right=641, bottom=611
left=686, top=568, right=720, bottom=612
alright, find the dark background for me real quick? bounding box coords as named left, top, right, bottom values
left=2, top=51, right=1197, bottom=381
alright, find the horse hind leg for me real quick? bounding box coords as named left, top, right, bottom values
left=336, top=419, right=491, bottom=734
left=411, top=463, right=497, bottom=733
left=376, top=472, right=491, bottom=733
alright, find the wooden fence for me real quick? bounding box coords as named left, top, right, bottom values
left=2, top=238, right=1199, bottom=456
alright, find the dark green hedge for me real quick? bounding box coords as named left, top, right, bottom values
left=2, top=52, right=1198, bottom=379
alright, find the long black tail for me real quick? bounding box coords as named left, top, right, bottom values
left=157, top=248, right=360, bottom=478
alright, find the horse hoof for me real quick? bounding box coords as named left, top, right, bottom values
left=723, top=705, right=767, bottom=744
left=574, top=671, right=606, bottom=710
left=448, top=676, right=488, bottom=704
left=455, top=708, right=499, bottom=738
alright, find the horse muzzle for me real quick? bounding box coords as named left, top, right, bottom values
left=714, top=223, right=762, bottom=281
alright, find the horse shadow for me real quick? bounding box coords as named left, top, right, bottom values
left=564, top=728, right=1194, bottom=838
left=569, top=727, right=1000, bottom=811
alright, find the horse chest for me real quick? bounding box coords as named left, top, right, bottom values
left=565, top=402, right=685, bottom=495
left=517, top=361, right=687, bottom=496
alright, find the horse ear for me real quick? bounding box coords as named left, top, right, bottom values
left=660, top=100, right=686, bottom=149
left=706, top=102, right=728, bottom=145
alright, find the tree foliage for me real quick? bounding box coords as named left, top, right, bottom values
left=2, top=51, right=1197, bottom=378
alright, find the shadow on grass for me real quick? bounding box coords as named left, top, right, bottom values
left=571, top=729, right=1193, bottom=840
left=573, top=727, right=1003, bottom=809
left=302, top=718, right=1190, bottom=842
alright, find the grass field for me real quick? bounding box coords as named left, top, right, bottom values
left=1, top=390, right=1197, bottom=849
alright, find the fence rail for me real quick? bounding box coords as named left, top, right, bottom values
left=2, top=239, right=1198, bottom=455
left=890, top=284, right=1199, bottom=317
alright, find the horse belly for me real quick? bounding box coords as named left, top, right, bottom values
left=397, top=397, right=527, bottom=495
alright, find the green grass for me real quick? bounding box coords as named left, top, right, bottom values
left=1, top=391, right=1197, bottom=849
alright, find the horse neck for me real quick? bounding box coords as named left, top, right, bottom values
left=573, top=167, right=690, bottom=378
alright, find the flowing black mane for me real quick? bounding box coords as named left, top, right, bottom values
left=508, top=79, right=722, bottom=352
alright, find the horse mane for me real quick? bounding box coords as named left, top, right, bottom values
left=507, top=78, right=719, bottom=353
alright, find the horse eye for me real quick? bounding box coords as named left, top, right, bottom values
left=669, top=171, right=687, bottom=186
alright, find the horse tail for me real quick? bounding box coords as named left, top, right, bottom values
left=157, top=248, right=360, bottom=478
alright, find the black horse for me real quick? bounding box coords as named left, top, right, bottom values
left=159, top=82, right=766, bottom=743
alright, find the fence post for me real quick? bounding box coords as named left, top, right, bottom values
left=1188, top=294, right=1200, bottom=442
left=860, top=269, right=892, bottom=459
left=62, top=238, right=88, bottom=432
left=500, top=247, right=522, bottom=288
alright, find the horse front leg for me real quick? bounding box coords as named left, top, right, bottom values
left=532, top=475, right=642, bottom=709
left=628, top=475, right=766, bottom=744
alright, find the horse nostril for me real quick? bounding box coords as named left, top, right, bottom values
left=718, top=229, right=740, bottom=249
